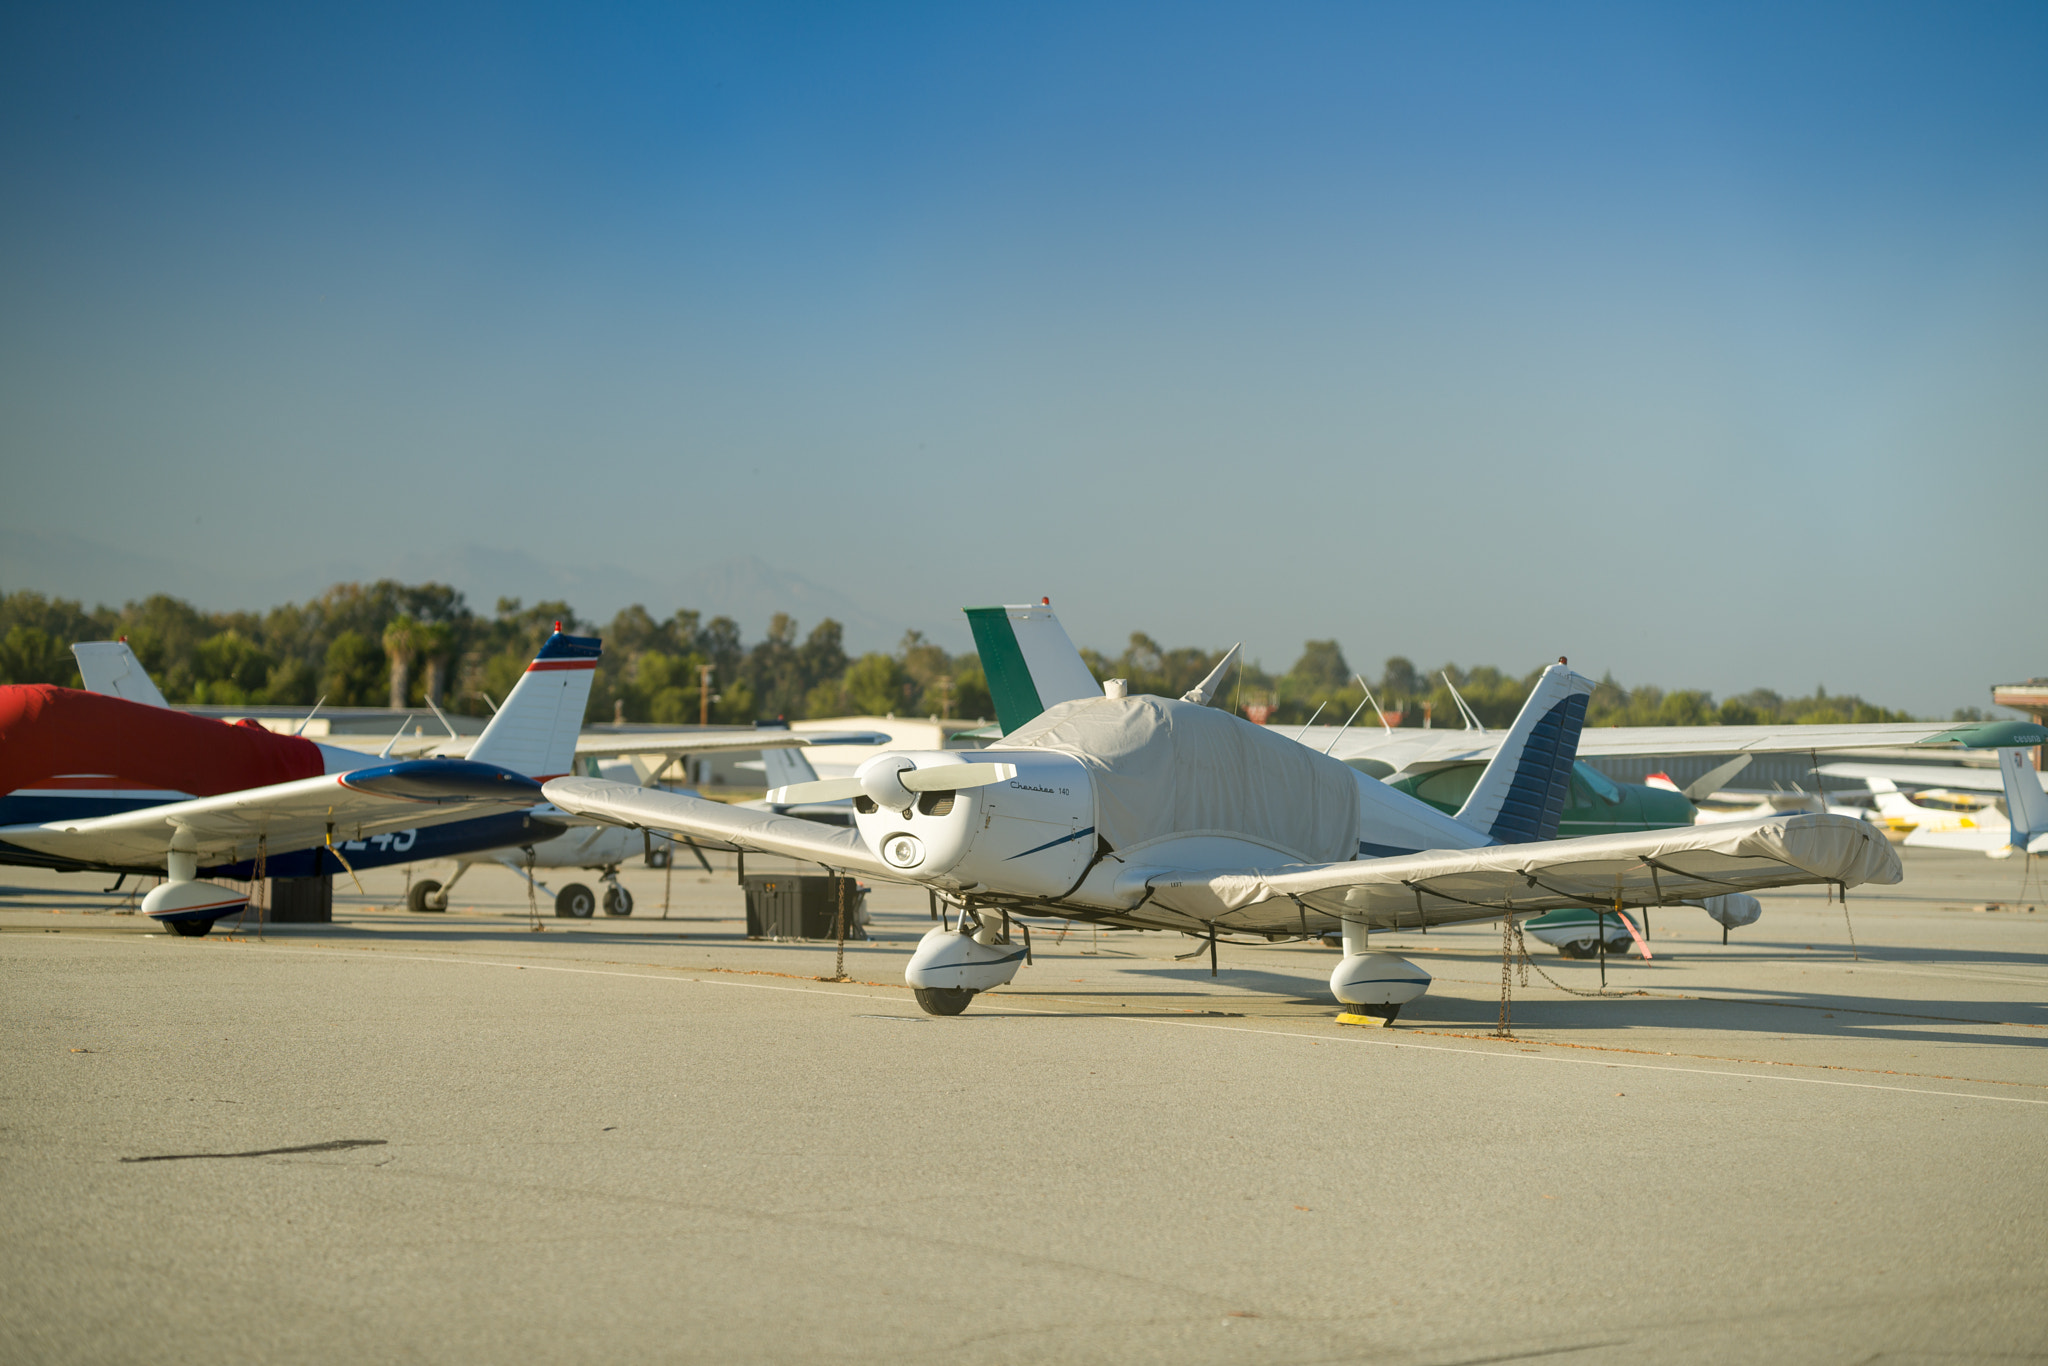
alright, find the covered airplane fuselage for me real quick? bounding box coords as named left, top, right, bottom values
left=848, top=695, right=1494, bottom=902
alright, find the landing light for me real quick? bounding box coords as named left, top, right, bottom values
left=881, top=833, right=925, bottom=868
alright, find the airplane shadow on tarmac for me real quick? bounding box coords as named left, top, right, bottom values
left=1119, top=960, right=2048, bottom=1047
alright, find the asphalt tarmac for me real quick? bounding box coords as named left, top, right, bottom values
left=4, top=847, right=2045, bottom=1365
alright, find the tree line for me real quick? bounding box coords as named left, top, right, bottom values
left=0, top=583, right=1924, bottom=728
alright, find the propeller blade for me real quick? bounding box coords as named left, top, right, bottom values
left=766, top=778, right=865, bottom=805
left=899, top=763, right=1018, bottom=792
left=1683, top=755, right=1753, bottom=801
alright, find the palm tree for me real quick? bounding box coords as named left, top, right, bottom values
left=416, top=622, right=454, bottom=709
left=382, top=616, right=421, bottom=711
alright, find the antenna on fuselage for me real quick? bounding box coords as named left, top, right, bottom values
left=424, top=695, right=461, bottom=742
left=377, top=716, right=415, bottom=758
left=1441, top=672, right=1484, bottom=732
left=1323, top=674, right=1389, bottom=754
left=292, top=696, right=327, bottom=737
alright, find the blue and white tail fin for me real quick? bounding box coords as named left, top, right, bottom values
left=965, top=602, right=1104, bottom=734
left=1453, top=661, right=1595, bottom=844
left=1999, top=747, right=2048, bottom=850
left=467, top=629, right=603, bottom=779
left=71, top=641, right=170, bottom=708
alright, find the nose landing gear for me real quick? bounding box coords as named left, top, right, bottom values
left=905, top=904, right=1028, bottom=1014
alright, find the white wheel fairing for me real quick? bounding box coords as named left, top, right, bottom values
left=141, top=879, right=249, bottom=924
left=904, top=924, right=1027, bottom=993
left=1330, top=951, right=1431, bottom=1008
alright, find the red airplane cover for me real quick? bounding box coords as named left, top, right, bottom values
left=0, top=685, right=325, bottom=799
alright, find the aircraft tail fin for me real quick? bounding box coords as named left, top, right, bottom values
left=1999, top=747, right=2048, bottom=846
left=1866, top=781, right=1928, bottom=821
left=466, top=629, right=603, bottom=778
left=965, top=602, right=1102, bottom=734
left=1452, top=661, right=1595, bottom=844
left=759, top=734, right=821, bottom=792
left=71, top=641, right=169, bottom=708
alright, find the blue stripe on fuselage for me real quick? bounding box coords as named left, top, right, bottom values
left=1005, top=825, right=1096, bottom=860
left=202, top=811, right=562, bottom=879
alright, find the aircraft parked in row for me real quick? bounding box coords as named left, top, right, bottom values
left=62, top=640, right=877, bottom=920
left=543, top=603, right=1902, bottom=1019
left=0, top=630, right=611, bottom=933
left=1857, top=748, right=2048, bottom=857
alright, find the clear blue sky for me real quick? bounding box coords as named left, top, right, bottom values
left=3, top=2, right=2042, bottom=715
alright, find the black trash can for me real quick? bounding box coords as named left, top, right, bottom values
left=268, top=874, right=333, bottom=923
left=743, top=874, right=866, bottom=940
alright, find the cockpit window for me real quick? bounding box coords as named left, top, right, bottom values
left=1575, top=761, right=1623, bottom=805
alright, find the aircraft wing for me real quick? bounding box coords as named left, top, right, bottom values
left=1133, top=814, right=1900, bottom=935
left=0, top=760, right=543, bottom=870
left=571, top=729, right=890, bottom=760
left=1816, top=760, right=2031, bottom=795
left=320, top=728, right=890, bottom=761
left=1317, top=719, right=2031, bottom=773
left=541, top=777, right=899, bottom=879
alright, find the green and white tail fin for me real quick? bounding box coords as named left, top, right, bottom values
left=965, top=603, right=1102, bottom=734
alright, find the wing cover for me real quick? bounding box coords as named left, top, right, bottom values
left=542, top=777, right=898, bottom=878
left=0, top=685, right=323, bottom=798
left=1139, top=813, right=1899, bottom=933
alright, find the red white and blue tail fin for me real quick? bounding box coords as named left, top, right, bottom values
left=467, top=629, right=603, bottom=779
left=1453, top=661, right=1596, bottom=844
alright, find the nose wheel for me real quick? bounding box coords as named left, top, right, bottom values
left=913, top=987, right=975, bottom=1016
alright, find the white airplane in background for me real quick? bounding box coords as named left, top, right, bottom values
left=1847, top=749, right=2048, bottom=858
left=543, top=603, right=1900, bottom=1019
left=69, top=640, right=882, bottom=919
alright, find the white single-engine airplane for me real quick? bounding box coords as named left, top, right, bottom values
left=65, top=640, right=883, bottom=919
left=543, top=605, right=1902, bottom=1019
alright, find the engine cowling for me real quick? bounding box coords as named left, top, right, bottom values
left=849, top=750, right=1095, bottom=897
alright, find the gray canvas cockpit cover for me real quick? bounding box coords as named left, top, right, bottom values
left=999, top=695, right=1360, bottom=863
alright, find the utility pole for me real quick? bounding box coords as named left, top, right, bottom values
left=699, top=663, right=714, bottom=728
left=937, top=674, right=951, bottom=721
